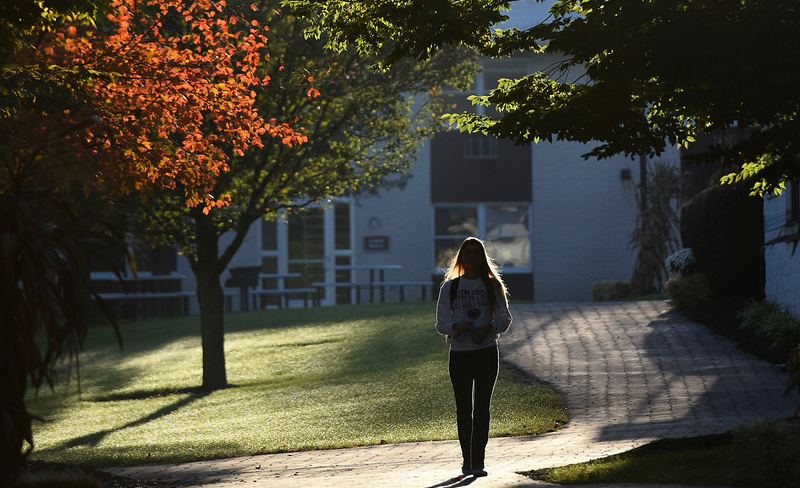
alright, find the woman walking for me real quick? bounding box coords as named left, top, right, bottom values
left=435, top=237, right=512, bottom=478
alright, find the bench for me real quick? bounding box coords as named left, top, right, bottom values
left=250, top=273, right=319, bottom=309
left=249, top=287, right=319, bottom=309
left=312, top=282, right=373, bottom=304
left=96, top=290, right=195, bottom=318
left=313, top=280, right=433, bottom=303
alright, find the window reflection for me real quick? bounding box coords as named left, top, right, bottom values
left=487, top=205, right=529, bottom=235
left=486, top=205, right=530, bottom=268
left=435, top=238, right=466, bottom=268
left=435, top=206, right=478, bottom=236
left=434, top=203, right=531, bottom=270
left=486, top=237, right=530, bottom=268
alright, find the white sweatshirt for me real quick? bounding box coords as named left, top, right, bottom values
left=435, top=277, right=512, bottom=352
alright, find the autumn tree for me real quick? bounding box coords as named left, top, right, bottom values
left=1, top=0, right=299, bottom=481
left=125, top=0, right=477, bottom=389
left=0, top=0, right=100, bottom=56
left=289, top=0, right=800, bottom=195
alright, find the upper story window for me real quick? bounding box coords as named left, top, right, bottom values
left=464, top=134, right=498, bottom=159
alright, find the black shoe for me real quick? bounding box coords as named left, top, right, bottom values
left=473, top=468, right=487, bottom=477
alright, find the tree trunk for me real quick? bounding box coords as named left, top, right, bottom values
left=194, top=220, right=227, bottom=390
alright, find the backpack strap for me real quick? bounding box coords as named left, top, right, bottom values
left=486, top=279, right=497, bottom=317
left=449, top=277, right=460, bottom=313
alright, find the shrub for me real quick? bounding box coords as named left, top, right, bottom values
left=665, top=273, right=712, bottom=310
left=732, top=420, right=800, bottom=488
left=665, top=248, right=696, bottom=276
left=592, top=281, right=631, bottom=302
left=737, top=300, right=800, bottom=360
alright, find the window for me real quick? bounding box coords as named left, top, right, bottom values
left=434, top=206, right=478, bottom=266
left=485, top=205, right=530, bottom=268
left=261, top=219, right=277, bottom=251
left=287, top=209, right=326, bottom=288
left=333, top=255, right=352, bottom=304
left=335, top=202, right=351, bottom=250
left=434, top=204, right=531, bottom=270
left=258, top=256, right=279, bottom=308
left=464, top=135, right=498, bottom=159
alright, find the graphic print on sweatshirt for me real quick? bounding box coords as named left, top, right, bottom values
left=454, top=289, right=486, bottom=323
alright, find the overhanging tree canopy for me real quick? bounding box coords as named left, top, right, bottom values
left=290, top=0, right=800, bottom=195
left=125, top=0, right=477, bottom=390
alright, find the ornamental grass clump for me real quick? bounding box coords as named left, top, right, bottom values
left=737, top=300, right=800, bottom=416
left=737, top=300, right=800, bottom=358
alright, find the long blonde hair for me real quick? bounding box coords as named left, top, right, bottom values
left=444, top=237, right=509, bottom=301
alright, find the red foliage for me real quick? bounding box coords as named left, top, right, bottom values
left=29, top=0, right=309, bottom=211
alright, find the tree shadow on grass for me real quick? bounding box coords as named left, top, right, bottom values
left=89, top=385, right=226, bottom=402
left=35, top=387, right=213, bottom=455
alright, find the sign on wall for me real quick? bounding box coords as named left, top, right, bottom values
left=364, top=236, right=389, bottom=251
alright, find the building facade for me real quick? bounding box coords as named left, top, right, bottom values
left=164, top=50, right=676, bottom=310
left=102, top=3, right=681, bottom=313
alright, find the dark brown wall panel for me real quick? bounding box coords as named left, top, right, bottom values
left=431, top=132, right=532, bottom=203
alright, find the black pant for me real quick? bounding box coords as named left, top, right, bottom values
left=448, top=346, right=499, bottom=471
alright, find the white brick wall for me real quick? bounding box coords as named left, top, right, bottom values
left=352, top=143, right=435, bottom=290
left=764, top=192, right=800, bottom=315
left=531, top=141, right=653, bottom=301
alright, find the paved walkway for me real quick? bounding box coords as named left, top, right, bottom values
left=105, top=301, right=797, bottom=487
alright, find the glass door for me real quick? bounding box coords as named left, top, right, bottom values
left=260, top=202, right=353, bottom=306
left=288, top=208, right=326, bottom=290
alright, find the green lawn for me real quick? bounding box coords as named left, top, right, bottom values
left=27, top=302, right=567, bottom=467
left=525, top=422, right=800, bottom=487
left=525, top=434, right=737, bottom=486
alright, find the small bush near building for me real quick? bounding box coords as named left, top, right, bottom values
left=732, top=420, right=800, bottom=488
left=665, top=247, right=696, bottom=276
left=592, top=281, right=631, bottom=301
left=665, top=273, right=712, bottom=310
